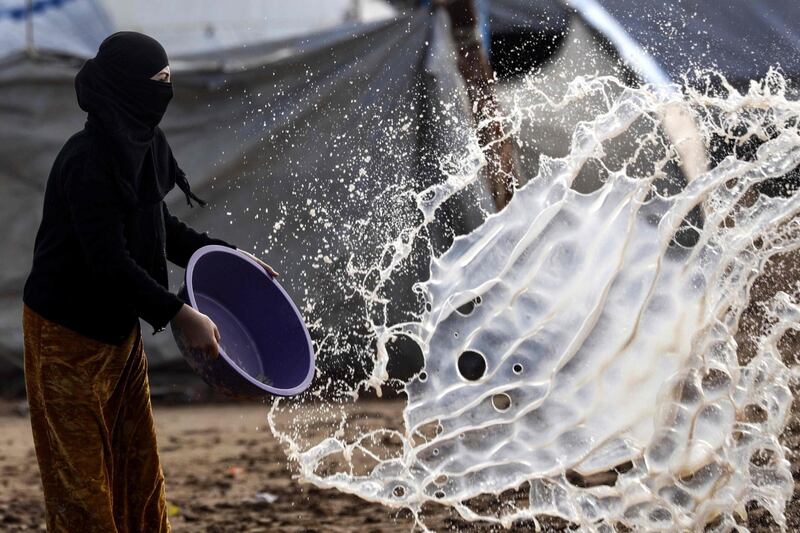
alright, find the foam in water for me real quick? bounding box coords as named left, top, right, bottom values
left=270, top=70, right=800, bottom=531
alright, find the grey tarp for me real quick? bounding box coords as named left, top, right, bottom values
left=486, top=0, right=568, bottom=35
left=0, top=8, right=489, bottom=394
left=485, top=0, right=571, bottom=79
left=587, top=0, right=800, bottom=87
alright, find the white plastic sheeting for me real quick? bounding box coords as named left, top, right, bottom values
left=0, top=0, right=113, bottom=59
left=101, top=0, right=397, bottom=56
left=591, top=0, right=800, bottom=86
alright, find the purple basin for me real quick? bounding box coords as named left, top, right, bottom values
left=172, top=245, right=315, bottom=398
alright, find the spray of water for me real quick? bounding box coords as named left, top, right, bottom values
left=269, top=70, right=800, bottom=531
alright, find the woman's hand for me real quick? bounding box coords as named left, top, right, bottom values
left=171, top=304, right=220, bottom=359
left=238, top=249, right=280, bottom=278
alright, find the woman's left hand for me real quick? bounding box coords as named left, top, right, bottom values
left=238, top=249, right=279, bottom=278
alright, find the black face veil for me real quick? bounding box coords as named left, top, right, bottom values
left=75, top=32, right=202, bottom=208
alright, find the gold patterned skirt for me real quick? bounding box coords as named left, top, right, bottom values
left=22, top=305, right=170, bottom=533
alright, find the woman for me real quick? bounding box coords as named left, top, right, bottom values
left=22, top=32, right=274, bottom=532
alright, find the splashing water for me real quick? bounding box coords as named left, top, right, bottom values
left=270, top=70, right=800, bottom=531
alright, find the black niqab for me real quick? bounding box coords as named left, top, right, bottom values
left=74, top=31, right=203, bottom=208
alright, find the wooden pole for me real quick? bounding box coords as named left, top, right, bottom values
left=25, top=0, right=35, bottom=57
left=439, top=0, right=515, bottom=210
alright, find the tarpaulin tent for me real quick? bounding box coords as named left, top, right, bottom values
left=485, top=0, right=570, bottom=78
left=492, top=0, right=800, bottom=192
left=99, top=0, right=397, bottom=56
left=480, top=0, right=800, bottom=88
left=574, top=0, right=800, bottom=88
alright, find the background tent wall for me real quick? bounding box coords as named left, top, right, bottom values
left=581, top=0, right=800, bottom=197
left=100, top=0, right=397, bottom=56
left=486, top=0, right=570, bottom=79
left=494, top=11, right=708, bottom=251
left=496, top=15, right=645, bottom=193
left=589, top=0, right=800, bottom=89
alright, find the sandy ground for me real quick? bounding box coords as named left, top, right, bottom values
left=0, top=400, right=410, bottom=532
left=0, top=395, right=797, bottom=532
left=0, top=399, right=558, bottom=532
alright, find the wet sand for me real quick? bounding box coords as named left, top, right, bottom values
left=0, top=396, right=797, bottom=532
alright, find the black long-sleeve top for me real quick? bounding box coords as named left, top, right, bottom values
left=24, top=129, right=232, bottom=345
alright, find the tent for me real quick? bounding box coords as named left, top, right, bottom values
left=1, top=0, right=797, bottom=395
left=574, top=0, right=800, bottom=90
left=489, top=0, right=800, bottom=189
left=98, top=0, right=397, bottom=56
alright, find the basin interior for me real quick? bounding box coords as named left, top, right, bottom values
left=190, top=250, right=312, bottom=390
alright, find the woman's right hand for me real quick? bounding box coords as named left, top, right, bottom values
left=171, top=304, right=220, bottom=359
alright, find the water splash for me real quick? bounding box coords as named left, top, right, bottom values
left=271, top=70, right=800, bottom=531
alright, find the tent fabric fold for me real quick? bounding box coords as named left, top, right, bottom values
left=587, top=0, right=800, bottom=86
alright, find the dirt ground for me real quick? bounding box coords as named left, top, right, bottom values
left=0, top=395, right=797, bottom=533
left=0, top=399, right=554, bottom=532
